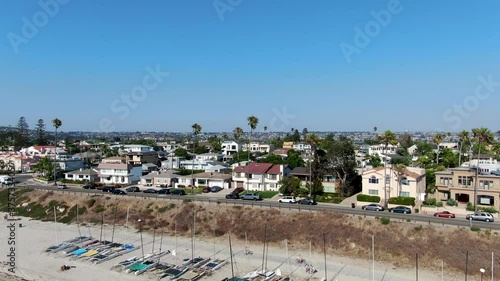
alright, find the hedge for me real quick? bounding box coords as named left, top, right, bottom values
left=387, top=196, right=415, bottom=206
left=357, top=194, right=381, bottom=203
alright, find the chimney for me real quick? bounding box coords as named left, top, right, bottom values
left=80, top=168, right=83, bottom=172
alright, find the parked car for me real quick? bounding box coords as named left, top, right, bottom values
left=211, top=186, right=223, bottom=193
left=158, top=188, right=171, bottom=195
left=232, top=187, right=245, bottom=194
left=388, top=206, right=412, bottom=214
left=82, top=183, right=95, bottom=189
left=171, top=189, right=186, bottom=196
left=466, top=212, right=494, bottom=222
left=278, top=196, right=297, bottom=203
left=112, top=189, right=127, bottom=195
left=241, top=193, right=262, bottom=201
left=225, top=192, right=240, bottom=199
left=298, top=198, right=317, bottom=205
left=433, top=211, right=455, bottom=218
left=57, top=184, right=68, bottom=189
left=361, top=204, right=385, bottom=212
left=101, top=186, right=115, bottom=192
left=95, top=185, right=104, bottom=190
left=143, top=188, right=158, bottom=194
left=202, top=187, right=211, bottom=193
left=126, top=186, right=141, bottom=192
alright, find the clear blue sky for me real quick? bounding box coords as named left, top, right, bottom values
left=1, top=0, right=500, bottom=133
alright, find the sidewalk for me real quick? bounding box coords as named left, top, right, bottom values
left=339, top=192, right=359, bottom=206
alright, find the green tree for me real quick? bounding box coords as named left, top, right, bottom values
left=394, top=164, right=406, bottom=196
left=458, top=130, right=470, bottom=166
left=247, top=115, right=259, bottom=161
left=52, top=118, right=62, bottom=185
left=34, top=156, right=57, bottom=180
left=174, top=148, right=189, bottom=158
left=258, top=154, right=284, bottom=164
left=207, top=136, right=222, bottom=152
left=378, top=130, right=397, bottom=154
left=194, top=145, right=209, bottom=154
left=324, top=137, right=360, bottom=197
left=368, top=154, right=382, bottom=167
left=302, top=128, right=308, bottom=140
left=286, top=150, right=304, bottom=169
left=278, top=175, right=301, bottom=195
left=15, top=116, right=30, bottom=149
left=233, top=127, right=243, bottom=141
left=398, top=132, right=413, bottom=150
left=35, top=118, right=48, bottom=145
left=432, top=133, right=445, bottom=165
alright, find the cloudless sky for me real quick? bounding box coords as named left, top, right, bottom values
left=1, top=0, right=500, bottom=133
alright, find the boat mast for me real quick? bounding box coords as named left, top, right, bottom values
left=111, top=204, right=117, bottom=243
left=76, top=204, right=82, bottom=238
left=229, top=232, right=235, bottom=279
left=261, top=222, right=267, bottom=273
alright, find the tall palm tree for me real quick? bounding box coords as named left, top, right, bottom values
left=432, top=133, right=445, bottom=165
left=52, top=118, right=62, bottom=185
left=377, top=130, right=397, bottom=208
left=263, top=126, right=268, bottom=133
left=472, top=127, right=494, bottom=212
left=247, top=116, right=259, bottom=161
left=394, top=164, right=406, bottom=197
left=191, top=123, right=202, bottom=195
left=306, top=133, right=320, bottom=198
left=458, top=130, right=470, bottom=167
left=232, top=127, right=244, bottom=165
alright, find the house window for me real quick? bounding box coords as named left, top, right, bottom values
left=248, top=174, right=253, bottom=178
left=269, top=183, right=276, bottom=188
left=458, top=176, right=473, bottom=186
left=369, top=176, right=379, bottom=184
left=479, top=180, right=494, bottom=189
left=439, top=177, right=452, bottom=185
left=400, top=177, right=409, bottom=186
left=399, top=191, right=410, bottom=197
left=323, top=176, right=335, bottom=182
left=252, top=183, right=259, bottom=189
left=368, top=189, right=378, bottom=195
left=268, top=174, right=277, bottom=180
left=198, top=179, right=207, bottom=185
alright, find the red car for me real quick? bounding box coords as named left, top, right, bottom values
left=433, top=211, right=455, bottom=218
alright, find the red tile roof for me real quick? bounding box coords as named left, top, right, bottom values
left=233, top=163, right=284, bottom=174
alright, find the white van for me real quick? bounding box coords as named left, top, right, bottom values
left=0, top=176, right=13, bottom=185
left=278, top=196, right=297, bottom=203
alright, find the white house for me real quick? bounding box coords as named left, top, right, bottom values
left=140, top=170, right=179, bottom=187
left=64, top=168, right=99, bottom=182
left=158, top=142, right=182, bottom=154
left=361, top=166, right=426, bottom=203
left=232, top=163, right=291, bottom=192
left=20, top=145, right=65, bottom=156
left=221, top=141, right=242, bottom=156
left=97, top=157, right=142, bottom=184
left=242, top=142, right=275, bottom=154
left=176, top=172, right=232, bottom=189
left=368, top=144, right=399, bottom=156
left=292, top=143, right=311, bottom=152
left=195, top=153, right=224, bottom=162
left=111, top=144, right=153, bottom=154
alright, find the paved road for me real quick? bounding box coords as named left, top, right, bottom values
left=8, top=175, right=500, bottom=231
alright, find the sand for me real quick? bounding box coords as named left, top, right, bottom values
left=0, top=213, right=456, bottom=281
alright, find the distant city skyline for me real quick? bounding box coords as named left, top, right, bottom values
left=2, top=1, right=500, bottom=132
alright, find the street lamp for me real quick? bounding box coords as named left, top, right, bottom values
left=480, top=268, right=485, bottom=281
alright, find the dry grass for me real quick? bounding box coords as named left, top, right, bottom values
left=12, top=190, right=500, bottom=278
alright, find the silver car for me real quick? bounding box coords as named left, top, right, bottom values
left=361, top=204, right=384, bottom=211
left=466, top=212, right=494, bottom=222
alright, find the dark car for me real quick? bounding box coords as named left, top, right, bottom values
left=232, top=187, right=245, bottom=194
left=102, top=186, right=115, bottom=192
left=225, top=192, right=240, bottom=199
left=211, top=186, right=223, bottom=193
left=143, top=188, right=158, bottom=194
left=171, top=189, right=186, bottom=196
left=126, top=186, right=141, bottom=192
left=158, top=188, right=171, bottom=195
left=389, top=206, right=412, bottom=214
left=361, top=204, right=385, bottom=211
left=82, top=183, right=95, bottom=189
left=202, top=187, right=211, bottom=193
left=298, top=198, right=317, bottom=205
left=112, top=189, right=127, bottom=195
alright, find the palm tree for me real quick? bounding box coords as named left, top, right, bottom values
left=52, top=118, right=62, bottom=185
left=432, top=133, right=445, bottom=165
left=458, top=130, right=470, bottom=167
left=373, top=126, right=377, bottom=133
left=191, top=123, right=202, bottom=195
left=377, top=130, right=397, bottom=208
left=394, top=164, right=406, bottom=197
left=247, top=116, right=259, bottom=161
left=233, top=127, right=243, bottom=141
left=472, top=127, right=494, bottom=212
left=306, top=133, right=320, bottom=198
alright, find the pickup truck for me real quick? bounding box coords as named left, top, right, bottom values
left=241, top=193, right=262, bottom=201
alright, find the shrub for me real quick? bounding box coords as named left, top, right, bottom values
left=414, top=208, right=419, bottom=213
left=470, top=226, right=481, bottom=232
left=479, top=207, right=498, bottom=214
left=446, top=199, right=458, bottom=207
left=423, top=198, right=437, bottom=206
left=331, top=197, right=344, bottom=204
left=436, top=202, right=444, bottom=207
left=380, top=217, right=390, bottom=225
left=87, top=199, right=96, bottom=208
left=466, top=202, right=474, bottom=211
left=388, top=196, right=415, bottom=206
left=357, top=194, right=381, bottom=203
left=414, top=225, right=423, bottom=231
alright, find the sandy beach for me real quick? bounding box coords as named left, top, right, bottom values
left=0, top=213, right=458, bottom=281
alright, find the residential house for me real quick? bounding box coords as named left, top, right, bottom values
left=292, top=143, right=311, bottom=152
left=461, top=155, right=500, bottom=173
left=142, top=163, right=158, bottom=174
left=0, top=153, right=40, bottom=172
left=180, top=159, right=229, bottom=172
left=232, top=163, right=291, bottom=192
left=221, top=141, right=242, bottom=156
left=196, top=153, right=224, bottom=162
left=140, top=170, right=179, bottom=187
left=20, top=145, right=65, bottom=156
left=435, top=167, right=500, bottom=209
left=64, top=168, right=99, bottom=182
left=242, top=142, right=275, bottom=154
left=157, top=142, right=182, bottom=154
left=290, top=166, right=336, bottom=193
left=97, top=157, right=142, bottom=185
left=111, top=144, right=154, bottom=154
left=126, top=151, right=160, bottom=165
left=361, top=166, right=426, bottom=204
left=161, top=156, right=184, bottom=169
left=55, top=154, right=85, bottom=171
left=368, top=144, right=399, bottom=156
left=176, top=172, right=232, bottom=189
left=282, top=142, right=294, bottom=150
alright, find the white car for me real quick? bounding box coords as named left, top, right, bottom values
left=57, top=184, right=68, bottom=189
left=279, top=196, right=297, bottom=203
